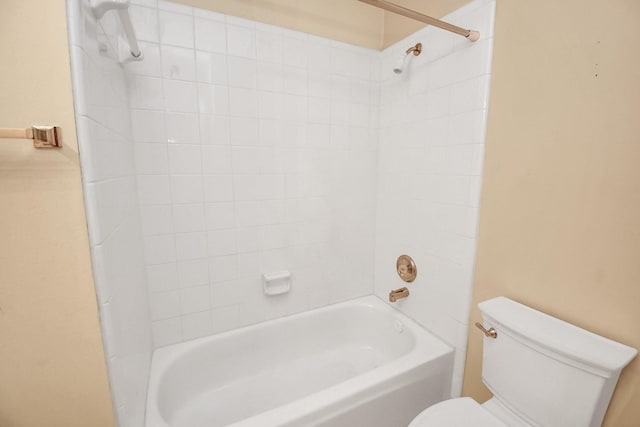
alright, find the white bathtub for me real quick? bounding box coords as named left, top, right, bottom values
left=146, top=296, right=454, bottom=427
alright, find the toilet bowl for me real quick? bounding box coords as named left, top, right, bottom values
left=408, top=397, right=506, bottom=427
left=408, top=297, right=637, bottom=427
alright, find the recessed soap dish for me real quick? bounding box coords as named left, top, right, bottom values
left=262, top=271, right=291, bottom=296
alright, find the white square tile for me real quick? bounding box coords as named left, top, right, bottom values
left=330, top=100, right=349, bottom=125
left=330, top=75, right=350, bottom=101
left=282, top=122, right=306, bottom=146
left=149, top=290, right=181, bottom=320
left=134, top=143, right=168, bottom=174
left=159, top=11, right=194, bottom=48
left=200, top=115, right=230, bottom=144
left=165, top=112, right=199, bottom=144
left=283, top=67, right=307, bottom=96
left=227, top=25, right=256, bottom=58
left=144, top=234, right=176, bottom=265
left=163, top=80, right=197, bottom=112
left=180, top=285, right=210, bottom=314
left=209, top=255, right=238, bottom=283
left=171, top=175, right=204, bottom=204
left=235, top=227, right=261, bottom=253
left=450, top=74, right=490, bottom=114
left=261, top=200, right=286, bottom=227
left=229, top=88, right=258, bottom=117
left=129, top=5, right=159, bottom=43
left=198, top=84, right=229, bottom=115
left=211, top=305, right=240, bottom=334
left=283, top=95, right=307, bottom=122
left=258, top=91, right=283, bottom=120
left=256, top=31, right=283, bottom=63
left=228, top=56, right=257, bottom=88
left=307, top=124, right=330, bottom=147
left=196, top=51, right=227, bottom=85
left=235, top=200, right=262, bottom=227
left=207, top=229, right=237, bottom=256
left=131, top=109, right=165, bottom=142
left=177, top=259, right=209, bottom=288
left=194, top=17, right=227, bottom=53
left=140, top=205, right=173, bottom=236
left=152, top=317, right=182, bottom=347
left=182, top=310, right=213, bottom=339
left=161, top=45, right=196, bottom=81
left=449, top=110, right=486, bottom=144
left=232, top=174, right=259, bottom=200
left=307, top=44, right=331, bottom=74
left=231, top=146, right=262, bottom=174
left=205, top=202, right=236, bottom=230
left=175, top=232, right=207, bottom=260
left=283, top=37, right=307, bottom=68
left=203, top=175, right=234, bottom=202
left=229, top=117, right=259, bottom=145
left=137, top=175, right=171, bottom=205
left=172, top=204, right=206, bottom=233
left=257, top=174, right=284, bottom=199
left=308, top=97, right=330, bottom=123
left=257, top=61, right=283, bottom=92
left=210, top=280, right=242, bottom=308
left=236, top=252, right=261, bottom=278
left=129, top=76, right=163, bottom=109
left=168, top=144, right=202, bottom=174
left=147, top=263, right=178, bottom=292
left=259, top=120, right=283, bottom=146
left=202, top=145, right=232, bottom=174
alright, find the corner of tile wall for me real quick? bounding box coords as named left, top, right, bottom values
left=373, top=0, right=495, bottom=398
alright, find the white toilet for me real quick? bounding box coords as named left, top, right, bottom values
left=409, top=297, right=637, bottom=427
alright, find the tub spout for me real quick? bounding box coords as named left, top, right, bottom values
left=389, top=287, right=410, bottom=302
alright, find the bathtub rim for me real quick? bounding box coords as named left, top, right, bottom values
left=146, top=295, right=454, bottom=427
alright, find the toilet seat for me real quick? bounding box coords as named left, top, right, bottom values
left=408, top=397, right=508, bottom=427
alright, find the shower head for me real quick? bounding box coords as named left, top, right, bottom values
left=393, top=55, right=406, bottom=74
left=393, top=42, right=422, bottom=75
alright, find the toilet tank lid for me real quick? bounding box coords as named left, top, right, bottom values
left=478, top=297, right=638, bottom=374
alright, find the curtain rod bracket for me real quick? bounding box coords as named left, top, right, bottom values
left=0, top=126, right=63, bottom=148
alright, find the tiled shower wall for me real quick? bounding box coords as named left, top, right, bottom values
left=374, top=0, right=495, bottom=397
left=67, top=1, right=152, bottom=426
left=68, top=0, right=493, bottom=424
left=125, top=1, right=380, bottom=346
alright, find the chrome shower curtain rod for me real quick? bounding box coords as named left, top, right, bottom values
left=357, top=0, right=480, bottom=41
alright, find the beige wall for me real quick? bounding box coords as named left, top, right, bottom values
left=463, top=1, right=640, bottom=425
left=175, top=0, right=385, bottom=49
left=174, top=0, right=471, bottom=50
left=3, top=0, right=638, bottom=425
left=381, top=0, right=470, bottom=48
left=0, top=2, right=115, bottom=427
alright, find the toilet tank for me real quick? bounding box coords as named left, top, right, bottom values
left=478, top=297, right=637, bottom=427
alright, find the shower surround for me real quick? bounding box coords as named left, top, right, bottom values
left=67, top=0, right=494, bottom=425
